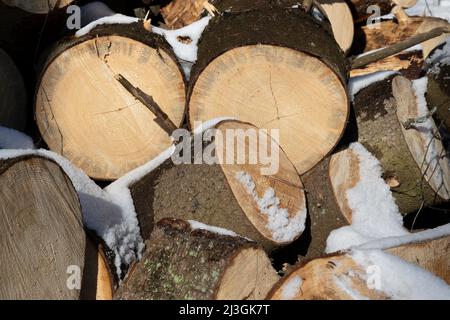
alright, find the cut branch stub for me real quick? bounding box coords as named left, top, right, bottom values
left=1, top=0, right=74, bottom=14
left=130, top=120, right=307, bottom=252
left=0, top=48, right=27, bottom=131
left=35, top=23, right=186, bottom=180
left=188, top=8, right=349, bottom=175
left=0, top=155, right=108, bottom=299
left=114, top=218, right=280, bottom=300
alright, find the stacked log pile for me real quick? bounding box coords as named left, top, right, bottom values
left=0, top=0, right=449, bottom=300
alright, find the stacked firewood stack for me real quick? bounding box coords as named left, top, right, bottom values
left=0, top=0, right=449, bottom=300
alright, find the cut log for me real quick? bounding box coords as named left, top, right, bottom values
left=1, top=0, right=74, bottom=14
left=347, top=0, right=416, bottom=23
left=35, top=23, right=186, bottom=180
left=0, top=48, right=27, bottom=131
left=130, top=120, right=307, bottom=251
left=114, top=218, right=280, bottom=300
left=359, top=16, right=450, bottom=58
left=340, top=76, right=450, bottom=215
left=268, top=234, right=450, bottom=299
left=427, top=62, right=450, bottom=133
left=188, top=8, right=349, bottom=175
left=0, top=155, right=105, bottom=299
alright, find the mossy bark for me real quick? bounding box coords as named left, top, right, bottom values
left=130, top=157, right=278, bottom=251
left=302, top=158, right=348, bottom=258
left=114, top=218, right=256, bottom=300
left=354, top=76, right=444, bottom=214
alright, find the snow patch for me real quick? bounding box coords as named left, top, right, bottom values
left=0, top=127, right=35, bottom=150
left=75, top=14, right=139, bottom=37
left=235, top=171, right=306, bottom=243
left=188, top=220, right=245, bottom=239
left=280, top=276, right=303, bottom=300
left=326, top=143, right=408, bottom=253
left=153, top=17, right=211, bottom=78
left=351, top=249, right=450, bottom=299
left=333, top=274, right=370, bottom=300
left=349, top=71, right=398, bottom=101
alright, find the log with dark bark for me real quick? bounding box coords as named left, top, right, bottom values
left=115, top=218, right=279, bottom=300
left=0, top=155, right=112, bottom=299
left=268, top=234, right=450, bottom=299
left=427, top=61, right=450, bottom=133
left=160, top=0, right=354, bottom=53
left=35, top=23, right=186, bottom=180
left=130, top=120, right=307, bottom=252
left=343, top=75, right=450, bottom=215
left=0, top=48, right=27, bottom=131
left=188, top=8, right=349, bottom=175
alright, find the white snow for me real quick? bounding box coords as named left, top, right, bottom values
left=427, top=37, right=450, bottom=66
left=235, top=171, right=306, bottom=243
left=280, top=276, right=303, bottom=300
left=0, top=127, right=35, bottom=150
left=75, top=14, right=139, bottom=37
left=188, top=220, right=244, bottom=238
left=153, top=17, right=211, bottom=78
left=357, top=223, right=450, bottom=251
left=351, top=249, right=450, bottom=299
left=406, top=0, right=450, bottom=22
left=349, top=71, right=398, bottom=101
left=333, top=274, right=370, bottom=300
left=0, top=148, right=143, bottom=278
left=326, top=143, right=409, bottom=253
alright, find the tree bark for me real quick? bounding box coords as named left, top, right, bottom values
left=1, top=0, right=74, bottom=14
left=130, top=120, right=307, bottom=252
left=114, top=218, right=279, bottom=300
left=427, top=62, right=450, bottom=133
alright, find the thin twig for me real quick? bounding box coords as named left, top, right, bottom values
left=114, top=74, right=178, bottom=136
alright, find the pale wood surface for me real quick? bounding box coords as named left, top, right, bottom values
left=189, top=45, right=348, bottom=175
left=0, top=157, right=85, bottom=299
left=216, top=121, right=307, bottom=245
left=392, top=76, right=450, bottom=200
left=36, top=35, right=185, bottom=180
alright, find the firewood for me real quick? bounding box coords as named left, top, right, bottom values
left=130, top=120, right=307, bottom=252
left=337, top=76, right=450, bottom=215
left=0, top=48, right=27, bottom=131
left=268, top=235, right=450, bottom=299
left=35, top=23, right=186, bottom=180
left=188, top=8, right=349, bottom=175
left=1, top=0, right=74, bottom=14
left=114, top=218, right=280, bottom=300
left=158, top=0, right=354, bottom=53
left=426, top=60, right=450, bottom=133
left=0, top=155, right=110, bottom=299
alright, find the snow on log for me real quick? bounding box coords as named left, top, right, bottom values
left=114, top=218, right=279, bottom=300
left=268, top=235, right=450, bottom=300
left=129, top=120, right=307, bottom=252
left=346, top=74, right=450, bottom=214
left=35, top=22, right=186, bottom=180
left=0, top=48, right=26, bottom=131
left=0, top=155, right=112, bottom=299
left=188, top=8, right=349, bottom=175
left=1, top=0, right=74, bottom=14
